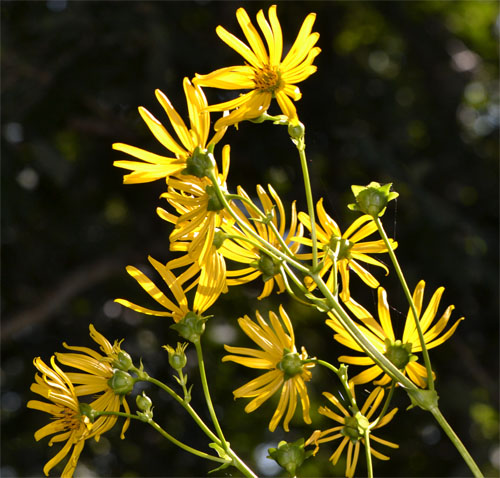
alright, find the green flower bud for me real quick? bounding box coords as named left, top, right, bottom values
left=181, top=146, right=215, bottom=178
left=348, top=182, right=399, bottom=218
left=268, top=438, right=312, bottom=477
left=163, top=342, right=188, bottom=371
left=136, top=392, right=153, bottom=413
left=107, top=369, right=135, bottom=396
left=170, top=312, right=207, bottom=343
left=112, top=350, right=133, bottom=371
left=288, top=120, right=305, bottom=141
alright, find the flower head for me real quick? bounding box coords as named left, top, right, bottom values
left=218, top=184, right=303, bottom=299
left=115, top=254, right=226, bottom=323
left=27, top=357, right=117, bottom=477
left=306, top=386, right=398, bottom=478
left=54, top=325, right=131, bottom=439
left=297, top=198, right=396, bottom=301
left=194, top=5, right=320, bottom=129
left=113, top=77, right=226, bottom=184
left=327, top=281, right=464, bottom=387
left=223, top=305, right=314, bottom=432
left=157, top=144, right=232, bottom=267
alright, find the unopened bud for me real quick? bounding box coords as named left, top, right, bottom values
left=108, top=369, right=135, bottom=396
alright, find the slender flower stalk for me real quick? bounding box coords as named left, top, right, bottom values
left=374, top=216, right=436, bottom=390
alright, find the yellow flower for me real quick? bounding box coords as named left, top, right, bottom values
left=297, top=198, right=397, bottom=301
left=156, top=144, right=232, bottom=267
left=218, top=184, right=303, bottom=299
left=55, top=325, right=131, bottom=439
left=115, top=254, right=225, bottom=322
left=306, top=386, right=398, bottom=478
left=327, top=281, right=464, bottom=387
left=27, top=357, right=117, bottom=477
left=113, top=77, right=226, bottom=184
left=194, top=5, right=320, bottom=129
left=223, top=305, right=314, bottom=432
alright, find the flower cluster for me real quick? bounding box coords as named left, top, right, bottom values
left=28, top=4, right=469, bottom=478
left=28, top=326, right=132, bottom=477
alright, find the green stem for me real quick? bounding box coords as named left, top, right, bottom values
left=364, top=430, right=374, bottom=478
left=311, top=272, right=417, bottom=390
left=193, top=339, right=227, bottom=448
left=147, top=419, right=228, bottom=464
left=194, top=339, right=258, bottom=478
left=374, top=216, right=435, bottom=391
left=429, top=407, right=483, bottom=478
left=296, top=145, right=318, bottom=268
left=143, top=374, right=221, bottom=446
left=94, top=411, right=228, bottom=464
left=208, top=170, right=310, bottom=276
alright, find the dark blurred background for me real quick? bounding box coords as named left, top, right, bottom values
left=2, top=1, right=499, bottom=477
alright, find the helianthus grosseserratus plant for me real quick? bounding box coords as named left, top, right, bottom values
left=27, top=4, right=483, bottom=478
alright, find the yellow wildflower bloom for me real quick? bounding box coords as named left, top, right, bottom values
left=55, top=325, right=131, bottom=439
left=306, top=386, right=398, bottom=478
left=327, top=281, right=464, bottom=387
left=113, top=77, right=226, bottom=183
left=115, top=254, right=225, bottom=322
left=297, top=198, right=397, bottom=301
left=194, top=5, right=320, bottom=129
left=217, top=184, right=302, bottom=299
left=156, top=144, right=232, bottom=267
left=223, top=305, right=314, bottom=432
left=27, top=357, right=117, bottom=477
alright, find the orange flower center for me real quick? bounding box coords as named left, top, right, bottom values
left=254, top=65, right=282, bottom=92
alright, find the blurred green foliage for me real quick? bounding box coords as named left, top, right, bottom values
left=2, top=1, right=498, bottom=477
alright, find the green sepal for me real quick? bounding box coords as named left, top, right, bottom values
left=268, top=438, right=313, bottom=477
left=406, top=388, right=439, bottom=411
left=181, top=146, right=215, bottom=178
left=107, top=369, right=135, bottom=396
left=79, top=402, right=98, bottom=422
left=170, top=312, right=208, bottom=343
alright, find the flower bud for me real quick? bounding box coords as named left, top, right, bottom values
left=136, top=392, right=153, bottom=413
left=107, top=369, right=135, bottom=396
left=163, top=343, right=188, bottom=371
left=112, top=350, right=133, bottom=371
left=170, top=312, right=207, bottom=343
left=288, top=120, right=305, bottom=141
left=348, top=182, right=399, bottom=218
left=268, top=438, right=312, bottom=477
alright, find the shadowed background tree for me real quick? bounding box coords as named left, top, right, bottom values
left=2, top=1, right=498, bottom=477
